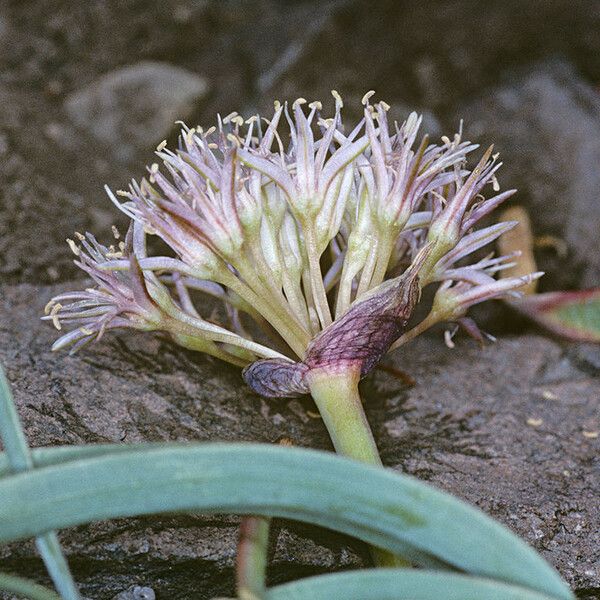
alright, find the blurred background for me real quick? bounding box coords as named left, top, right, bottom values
left=1, top=2, right=600, bottom=598
left=1, top=0, right=599, bottom=296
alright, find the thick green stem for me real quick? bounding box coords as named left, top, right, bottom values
left=306, top=364, right=409, bottom=567
left=236, top=515, right=270, bottom=600
left=306, top=365, right=381, bottom=464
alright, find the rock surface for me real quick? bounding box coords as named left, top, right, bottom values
left=0, top=283, right=598, bottom=598
left=2, top=1, right=600, bottom=291
left=65, top=62, right=209, bottom=161
left=462, top=60, right=600, bottom=289
left=111, top=586, right=155, bottom=600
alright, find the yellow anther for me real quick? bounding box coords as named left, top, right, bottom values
left=50, top=303, right=63, bottom=330
left=44, top=299, right=56, bottom=315
left=222, top=112, right=239, bottom=124
left=66, top=238, right=80, bottom=256
left=331, top=90, right=344, bottom=108
left=184, top=128, right=197, bottom=146
left=361, top=90, right=376, bottom=105
left=319, top=118, right=334, bottom=127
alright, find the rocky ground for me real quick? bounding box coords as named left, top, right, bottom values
left=0, top=1, right=599, bottom=598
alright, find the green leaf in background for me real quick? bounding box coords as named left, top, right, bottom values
left=266, top=569, right=561, bottom=600
left=511, top=289, right=600, bottom=342
left=0, top=443, right=573, bottom=600
left=0, top=572, right=62, bottom=600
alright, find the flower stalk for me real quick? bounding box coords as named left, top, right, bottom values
left=236, top=515, right=270, bottom=600
left=306, top=364, right=380, bottom=465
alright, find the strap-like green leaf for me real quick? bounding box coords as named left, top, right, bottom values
left=0, top=369, right=81, bottom=600
left=0, top=443, right=169, bottom=478
left=0, top=444, right=573, bottom=600
left=266, top=569, right=559, bottom=600
left=0, top=572, right=62, bottom=600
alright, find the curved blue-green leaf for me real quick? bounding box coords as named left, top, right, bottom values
left=0, top=443, right=171, bottom=478
left=0, top=444, right=572, bottom=600
left=0, top=368, right=81, bottom=600
left=267, top=569, right=560, bottom=600
left=0, top=572, right=62, bottom=600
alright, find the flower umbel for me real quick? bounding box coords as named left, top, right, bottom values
left=45, top=93, right=542, bottom=570
left=48, top=92, right=535, bottom=386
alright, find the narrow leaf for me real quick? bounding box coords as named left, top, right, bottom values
left=0, top=368, right=81, bottom=600
left=0, top=572, right=62, bottom=600
left=267, top=569, right=559, bottom=600
left=0, top=444, right=572, bottom=600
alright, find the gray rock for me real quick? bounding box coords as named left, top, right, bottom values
left=462, top=60, right=600, bottom=289
left=0, top=282, right=598, bottom=597
left=65, top=62, right=209, bottom=160
left=269, top=0, right=600, bottom=116
left=111, top=585, right=155, bottom=600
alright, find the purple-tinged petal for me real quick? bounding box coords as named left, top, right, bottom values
left=237, top=148, right=295, bottom=198
left=293, top=100, right=316, bottom=197
left=438, top=268, right=497, bottom=286
left=462, top=189, right=517, bottom=232
left=319, top=134, right=369, bottom=194
left=456, top=272, right=544, bottom=310
left=431, top=146, right=495, bottom=239
left=436, top=221, right=517, bottom=271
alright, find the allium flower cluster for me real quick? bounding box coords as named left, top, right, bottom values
left=46, top=92, right=539, bottom=396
